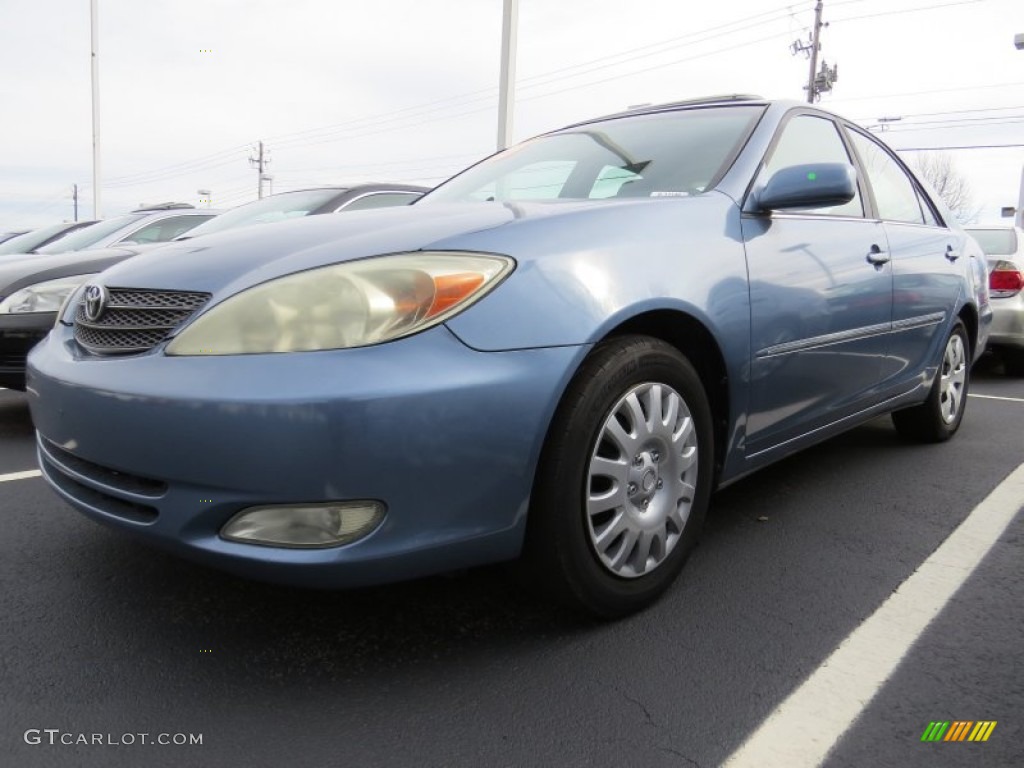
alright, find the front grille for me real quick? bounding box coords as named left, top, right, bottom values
left=74, top=287, right=210, bottom=355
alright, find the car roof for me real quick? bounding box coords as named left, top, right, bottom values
left=563, top=94, right=771, bottom=130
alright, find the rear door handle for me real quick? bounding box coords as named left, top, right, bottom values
left=866, top=244, right=890, bottom=266
left=945, top=245, right=960, bottom=262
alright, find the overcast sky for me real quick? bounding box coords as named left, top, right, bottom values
left=1, top=0, right=1021, bottom=230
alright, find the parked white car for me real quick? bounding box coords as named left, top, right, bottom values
left=966, top=225, right=1024, bottom=376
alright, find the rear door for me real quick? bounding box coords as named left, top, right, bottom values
left=844, top=128, right=965, bottom=387
left=742, top=112, right=893, bottom=456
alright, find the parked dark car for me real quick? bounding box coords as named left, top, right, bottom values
left=0, top=186, right=425, bottom=389
left=28, top=97, right=990, bottom=617
left=0, top=221, right=98, bottom=256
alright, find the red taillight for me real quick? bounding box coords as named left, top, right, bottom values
left=989, top=261, right=1023, bottom=296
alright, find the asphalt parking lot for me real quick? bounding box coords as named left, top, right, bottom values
left=1, top=357, right=1022, bottom=768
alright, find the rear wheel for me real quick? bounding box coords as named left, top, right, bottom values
left=892, top=320, right=970, bottom=442
left=523, top=336, right=714, bottom=619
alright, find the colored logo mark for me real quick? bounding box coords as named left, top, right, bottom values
left=921, top=721, right=997, bottom=742
left=807, top=171, right=817, bottom=181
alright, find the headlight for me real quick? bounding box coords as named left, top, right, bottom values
left=0, top=275, right=96, bottom=315
left=166, top=251, right=513, bottom=355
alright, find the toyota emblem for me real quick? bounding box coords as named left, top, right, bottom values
left=83, top=284, right=108, bottom=322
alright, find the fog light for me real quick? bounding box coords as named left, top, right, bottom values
left=221, top=501, right=385, bottom=548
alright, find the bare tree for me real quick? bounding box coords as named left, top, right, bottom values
left=910, top=152, right=981, bottom=224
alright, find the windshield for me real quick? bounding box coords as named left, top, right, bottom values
left=35, top=214, right=143, bottom=254
left=0, top=222, right=90, bottom=255
left=180, top=188, right=345, bottom=238
left=966, top=228, right=1017, bottom=256
left=423, top=106, right=763, bottom=204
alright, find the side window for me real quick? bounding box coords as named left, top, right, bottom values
left=759, top=114, right=863, bottom=217
left=340, top=192, right=421, bottom=211
left=119, top=215, right=211, bottom=244
left=847, top=131, right=928, bottom=225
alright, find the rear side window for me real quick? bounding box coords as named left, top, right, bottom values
left=848, top=130, right=933, bottom=225
left=759, top=114, right=863, bottom=217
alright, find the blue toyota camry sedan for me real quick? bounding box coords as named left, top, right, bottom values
left=28, top=96, right=991, bottom=617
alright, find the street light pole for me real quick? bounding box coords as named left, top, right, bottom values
left=496, top=0, right=518, bottom=151
left=90, top=0, right=102, bottom=218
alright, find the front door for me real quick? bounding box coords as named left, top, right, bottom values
left=742, top=113, right=893, bottom=456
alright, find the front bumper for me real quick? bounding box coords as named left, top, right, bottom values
left=0, top=312, right=55, bottom=389
left=27, top=324, right=585, bottom=587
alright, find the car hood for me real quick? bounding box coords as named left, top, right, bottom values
left=0, top=247, right=146, bottom=296
left=92, top=198, right=725, bottom=298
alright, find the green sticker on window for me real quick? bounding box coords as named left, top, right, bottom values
left=807, top=172, right=817, bottom=181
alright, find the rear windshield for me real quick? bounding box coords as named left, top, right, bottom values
left=180, top=189, right=345, bottom=238
left=966, top=228, right=1017, bottom=256
left=35, top=214, right=143, bottom=254
left=423, top=105, right=764, bottom=203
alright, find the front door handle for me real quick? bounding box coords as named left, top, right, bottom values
left=945, top=245, right=960, bottom=262
left=866, top=244, right=890, bottom=266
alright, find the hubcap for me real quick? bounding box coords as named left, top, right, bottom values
left=585, top=382, right=699, bottom=579
left=939, top=334, right=966, bottom=424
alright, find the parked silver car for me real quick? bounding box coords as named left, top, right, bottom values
left=30, top=204, right=217, bottom=256
left=965, top=225, right=1024, bottom=375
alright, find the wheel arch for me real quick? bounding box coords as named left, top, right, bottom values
left=598, top=309, right=731, bottom=482
left=957, top=302, right=979, bottom=359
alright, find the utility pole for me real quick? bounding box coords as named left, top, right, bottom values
left=249, top=141, right=270, bottom=199
left=496, top=0, right=518, bottom=150
left=90, top=0, right=102, bottom=218
left=791, top=1, right=837, bottom=102
left=72, top=184, right=79, bottom=221
left=805, top=0, right=824, bottom=103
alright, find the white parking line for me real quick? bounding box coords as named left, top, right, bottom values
left=722, top=462, right=1024, bottom=768
left=0, top=469, right=42, bottom=483
left=968, top=393, right=1024, bottom=403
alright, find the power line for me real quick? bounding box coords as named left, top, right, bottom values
left=854, top=104, right=1024, bottom=121
left=893, top=143, right=1024, bottom=151
left=835, top=81, right=1024, bottom=103
left=265, top=2, right=810, bottom=150
left=831, top=0, right=986, bottom=25
left=885, top=119, right=1024, bottom=132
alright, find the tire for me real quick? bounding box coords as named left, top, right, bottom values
left=1002, top=348, right=1024, bottom=378
left=523, top=335, right=714, bottom=619
left=892, top=320, right=970, bottom=443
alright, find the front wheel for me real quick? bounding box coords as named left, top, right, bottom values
left=523, top=336, right=714, bottom=619
left=892, top=320, right=970, bottom=442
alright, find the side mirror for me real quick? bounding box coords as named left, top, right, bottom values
left=755, top=163, right=857, bottom=212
